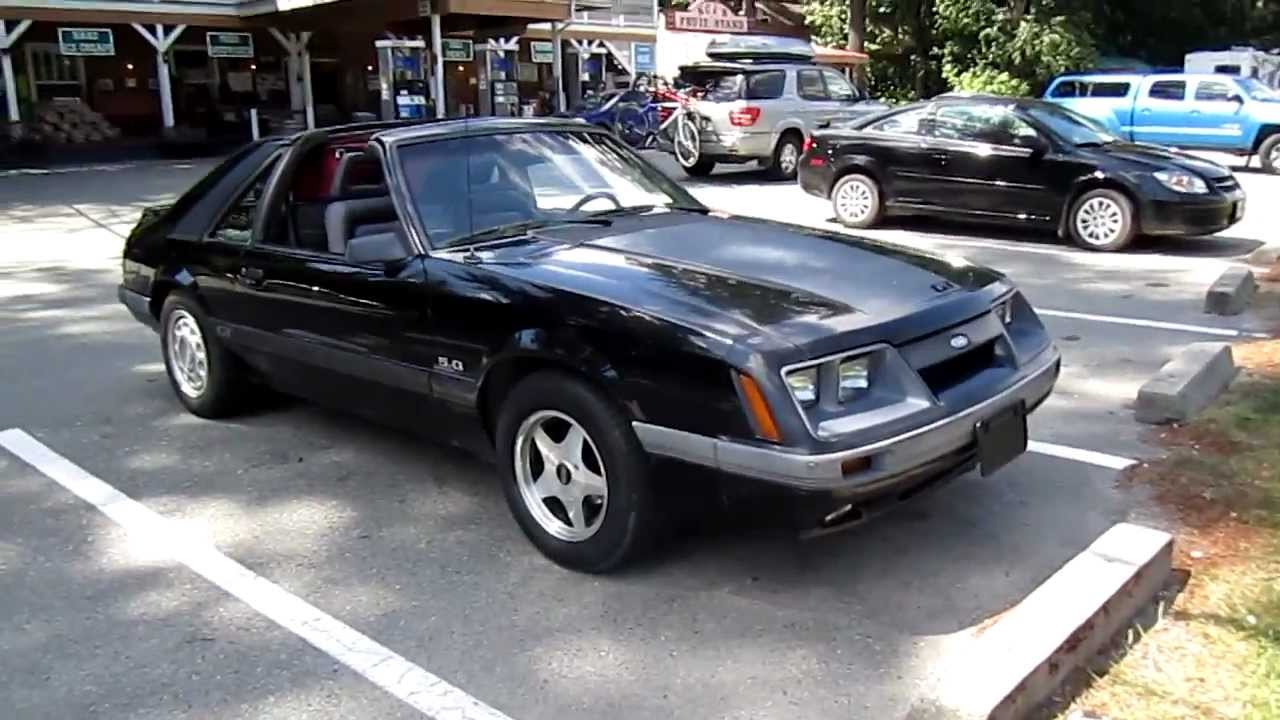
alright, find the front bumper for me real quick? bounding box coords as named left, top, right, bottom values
left=118, top=285, right=158, bottom=331
left=1138, top=190, right=1246, bottom=236
left=634, top=346, right=1060, bottom=493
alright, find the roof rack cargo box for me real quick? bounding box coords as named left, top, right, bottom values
left=704, top=35, right=814, bottom=63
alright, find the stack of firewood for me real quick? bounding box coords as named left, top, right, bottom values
left=34, top=103, right=122, bottom=144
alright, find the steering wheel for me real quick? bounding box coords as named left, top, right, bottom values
left=569, top=192, right=622, bottom=213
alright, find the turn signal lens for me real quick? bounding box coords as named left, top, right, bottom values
left=802, top=135, right=815, bottom=153
left=738, top=372, right=782, bottom=443
left=729, top=106, right=762, bottom=127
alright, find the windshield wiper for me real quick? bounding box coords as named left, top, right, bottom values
left=588, top=204, right=656, bottom=218
left=450, top=218, right=613, bottom=262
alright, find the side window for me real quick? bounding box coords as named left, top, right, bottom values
left=209, top=162, right=276, bottom=245
left=931, top=104, right=1039, bottom=146
left=796, top=69, right=827, bottom=101
left=867, top=107, right=931, bottom=135
left=821, top=70, right=857, bottom=101
left=1050, top=80, right=1080, bottom=98
left=1088, top=82, right=1131, bottom=98
left=1195, top=81, right=1233, bottom=101
left=1148, top=80, right=1187, bottom=100
left=745, top=71, right=785, bottom=100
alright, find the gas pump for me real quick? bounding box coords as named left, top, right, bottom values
left=375, top=38, right=430, bottom=121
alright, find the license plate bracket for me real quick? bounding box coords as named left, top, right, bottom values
left=975, top=402, right=1028, bottom=477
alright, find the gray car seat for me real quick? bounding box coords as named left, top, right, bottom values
left=323, top=150, right=398, bottom=254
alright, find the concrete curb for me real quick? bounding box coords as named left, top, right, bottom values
left=1135, top=342, right=1237, bottom=424
left=1204, top=266, right=1257, bottom=316
left=906, top=523, right=1174, bottom=720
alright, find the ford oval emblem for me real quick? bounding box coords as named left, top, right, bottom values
left=949, top=334, right=971, bottom=350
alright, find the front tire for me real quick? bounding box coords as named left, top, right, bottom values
left=496, top=371, right=657, bottom=573
left=1068, top=188, right=1135, bottom=251
left=160, top=292, right=246, bottom=418
left=831, top=173, right=883, bottom=228
left=1259, top=134, right=1280, bottom=174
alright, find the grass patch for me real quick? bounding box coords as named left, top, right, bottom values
left=1058, top=340, right=1280, bottom=720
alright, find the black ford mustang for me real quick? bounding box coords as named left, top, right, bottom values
left=799, top=96, right=1246, bottom=252
left=119, top=118, right=1060, bottom=572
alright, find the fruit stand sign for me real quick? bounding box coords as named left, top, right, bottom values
left=670, top=1, right=748, bottom=33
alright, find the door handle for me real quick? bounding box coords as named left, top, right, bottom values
left=237, top=266, right=265, bottom=287
left=930, top=152, right=950, bottom=164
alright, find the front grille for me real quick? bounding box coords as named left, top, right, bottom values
left=1213, top=177, right=1239, bottom=193
left=918, top=340, right=998, bottom=395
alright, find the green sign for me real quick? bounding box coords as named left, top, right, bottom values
left=530, top=41, right=554, bottom=64
left=58, top=28, right=114, bottom=56
left=442, top=39, right=473, bottom=62
left=207, top=32, right=255, bottom=59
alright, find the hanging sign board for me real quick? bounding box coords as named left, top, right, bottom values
left=58, top=28, right=115, bottom=56
left=632, top=42, right=656, bottom=73
left=530, top=41, right=555, bottom=64
left=670, top=1, right=748, bottom=33
left=442, top=39, right=474, bottom=62
left=207, top=32, right=255, bottom=59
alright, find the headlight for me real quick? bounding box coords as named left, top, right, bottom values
left=785, top=367, right=819, bottom=407
left=994, top=298, right=1014, bottom=325
left=1154, top=170, right=1208, bottom=194
left=837, top=358, right=870, bottom=403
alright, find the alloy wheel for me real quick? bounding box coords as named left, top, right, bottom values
left=835, top=179, right=875, bottom=224
left=1270, top=143, right=1280, bottom=171
left=1074, top=196, right=1125, bottom=247
left=167, top=309, right=208, bottom=398
left=513, top=410, right=609, bottom=542
left=778, top=142, right=799, bottom=176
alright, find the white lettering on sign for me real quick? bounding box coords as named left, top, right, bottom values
left=671, top=0, right=749, bottom=33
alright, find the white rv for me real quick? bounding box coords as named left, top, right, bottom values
left=1185, top=47, right=1280, bottom=89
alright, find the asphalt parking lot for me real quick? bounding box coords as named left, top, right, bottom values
left=1, top=153, right=1276, bottom=719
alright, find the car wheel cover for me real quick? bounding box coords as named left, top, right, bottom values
left=1075, top=196, right=1125, bottom=246
left=167, top=309, right=209, bottom=398
left=835, top=179, right=875, bottom=223
left=514, top=410, right=609, bottom=542
left=1270, top=142, right=1280, bottom=169
left=674, top=113, right=701, bottom=168
left=778, top=141, right=799, bottom=175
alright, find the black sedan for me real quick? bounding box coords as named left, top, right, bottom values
left=799, top=96, right=1246, bottom=251
left=119, top=118, right=1059, bottom=572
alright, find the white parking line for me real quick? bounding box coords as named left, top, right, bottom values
left=1037, top=308, right=1270, bottom=338
left=0, top=428, right=513, bottom=720
left=1028, top=441, right=1137, bottom=470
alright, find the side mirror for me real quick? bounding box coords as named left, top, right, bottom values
left=1227, top=93, right=1245, bottom=104
left=346, top=232, right=407, bottom=266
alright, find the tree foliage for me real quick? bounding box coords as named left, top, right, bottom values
left=803, top=0, right=1280, bottom=101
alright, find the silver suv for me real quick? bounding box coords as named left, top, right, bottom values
left=669, top=61, right=887, bottom=180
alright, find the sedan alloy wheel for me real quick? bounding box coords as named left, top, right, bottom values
left=1074, top=196, right=1125, bottom=247
left=167, top=308, right=209, bottom=398
left=514, top=410, right=609, bottom=542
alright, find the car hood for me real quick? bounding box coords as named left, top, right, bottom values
left=466, top=212, right=1007, bottom=355
left=1087, top=142, right=1233, bottom=179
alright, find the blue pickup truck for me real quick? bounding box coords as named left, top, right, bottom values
left=1044, top=73, right=1280, bottom=173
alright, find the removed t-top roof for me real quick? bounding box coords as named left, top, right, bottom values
left=704, top=35, right=815, bottom=63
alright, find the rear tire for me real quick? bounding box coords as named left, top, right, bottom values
left=681, top=158, right=716, bottom=177
left=830, top=173, right=883, bottom=229
left=496, top=371, right=657, bottom=573
left=160, top=292, right=247, bottom=418
left=767, top=133, right=803, bottom=181
left=1068, top=188, right=1135, bottom=252
left=1259, top=134, right=1280, bottom=175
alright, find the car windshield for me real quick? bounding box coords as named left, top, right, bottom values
left=398, top=130, right=700, bottom=249
left=1236, top=77, right=1280, bottom=102
left=1023, top=103, right=1119, bottom=146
